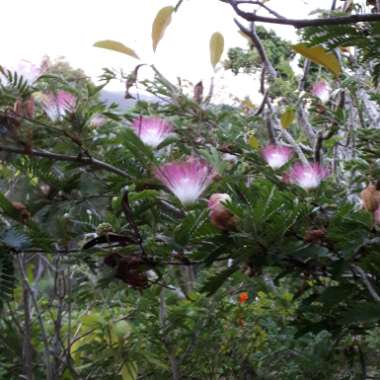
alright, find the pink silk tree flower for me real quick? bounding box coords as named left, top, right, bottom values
left=311, top=80, right=331, bottom=103
left=16, top=60, right=43, bottom=84
left=154, top=158, right=217, bottom=205
left=131, top=116, right=173, bottom=148
left=41, top=90, right=76, bottom=121
left=286, top=162, right=329, bottom=190
left=261, top=144, right=294, bottom=169
left=89, top=113, right=107, bottom=128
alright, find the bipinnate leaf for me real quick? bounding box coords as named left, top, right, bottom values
left=94, top=40, right=139, bottom=59
left=292, top=43, right=341, bottom=77
left=210, top=32, right=224, bottom=69
left=152, top=6, right=175, bottom=52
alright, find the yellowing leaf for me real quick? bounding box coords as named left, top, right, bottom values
left=292, top=43, right=341, bottom=77
left=280, top=108, right=295, bottom=129
left=248, top=134, right=260, bottom=149
left=210, top=32, right=224, bottom=69
left=152, top=6, right=174, bottom=52
left=94, top=40, right=139, bottom=59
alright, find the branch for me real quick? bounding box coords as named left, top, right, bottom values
left=228, top=0, right=286, bottom=19
left=351, top=264, right=380, bottom=303
left=223, top=0, right=380, bottom=28
left=234, top=19, right=277, bottom=78
left=0, top=144, right=130, bottom=178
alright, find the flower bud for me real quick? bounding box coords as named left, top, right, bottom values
left=361, top=184, right=380, bottom=212
left=208, top=193, right=236, bottom=231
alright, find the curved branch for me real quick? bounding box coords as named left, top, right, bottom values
left=223, top=0, right=380, bottom=28
left=0, top=144, right=130, bottom=178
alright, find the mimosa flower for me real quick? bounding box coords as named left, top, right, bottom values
left=131, top=116, right=173, bottom=148
left=286, top=162, right=329, bottom=190
left=89, top=113, right=107, bottom=128
left=261, top=144, right=293, bottom=169
left=154, top=157, right=216, bottom=205
left=15, top=60, right=43, bottom=84
left=311, top=80, right=331, bottom=103
left=41, top=90, right=76, bottom=121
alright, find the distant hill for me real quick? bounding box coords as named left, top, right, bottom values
left=100, top=90, right=164, bottom=111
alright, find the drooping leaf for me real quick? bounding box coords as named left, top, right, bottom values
left=210, top=32, right=224, bottom=69
left=94, top=40, right=139, bottom=59
left=152, top=6, right=175, bottom=52
left=280, top=108, right=295, bottom=129
left=292, top=43, right=341, bottom=77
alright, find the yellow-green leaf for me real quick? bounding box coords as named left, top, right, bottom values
left=94, top=40, right=139, bottom=59
left=248, top=134, right=260, bottom=149
left=280, top=108, right=295, bottom=129
left=121, top=362, right=138, bottom=380
left=292, top=43, right=341, bottom=77
left=210, top=32, right=224, bottom=69
left=152, top=6, right=175, bottom=52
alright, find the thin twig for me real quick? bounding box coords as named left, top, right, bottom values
left=351, top=264, right=380, bottom=303
left=0, top=144, right=130, bottom=178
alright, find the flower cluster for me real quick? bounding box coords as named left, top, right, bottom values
left=261, top=144, right=329, bottom=191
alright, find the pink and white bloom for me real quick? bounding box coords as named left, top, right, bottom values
left=154, top=157, right=217, bottom=205
left=41, top=90, right=76, bottom=121
left=1, top=60, right=43, bottom=86
left=311, top=80, right=331, bottom=103
left=286, top=162, right=329, bottom=190
left=261, top=144, right=293, bottom=169
left=89, top=113, right=107, bottom=128
left=15, top=60, right=43, bottom=84
left=131, top=116, right=173, bottom=148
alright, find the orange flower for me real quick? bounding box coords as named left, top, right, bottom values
left=239, top=292, right=249, bottom=304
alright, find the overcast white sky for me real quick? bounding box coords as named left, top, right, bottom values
left=1, top=0, right=332, bottom=102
